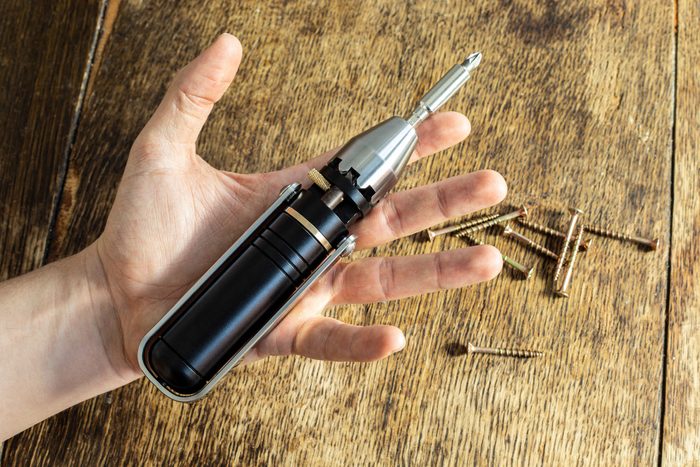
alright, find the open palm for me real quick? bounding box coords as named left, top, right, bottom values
left=94, top=34, right=507, bottom=383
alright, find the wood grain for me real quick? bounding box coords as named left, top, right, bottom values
left=2, top=0, right=681, bottom=465
left=0, top=0, right=103, bottom=460
left=0, top=0, right=102, bottom=279
left=662, top=0, right=700, bottom=464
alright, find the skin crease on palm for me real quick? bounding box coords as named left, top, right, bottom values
left=92, top=33, right=508, bottom=385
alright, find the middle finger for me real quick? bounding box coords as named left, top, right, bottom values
left=351, top=169, right=507, bottom=250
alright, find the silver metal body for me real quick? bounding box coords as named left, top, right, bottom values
left=338, top=52, right=482, bottom=204
left=407, top=52, right=481, bottom=127
left=336, top=117, right=418, bottom=204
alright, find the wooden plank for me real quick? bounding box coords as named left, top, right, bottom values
left=662, top=0, right=700, bottom=463
left=0, top=0, right=102, bottom=281
left=3, top=0, right=674, bottom=464
left=0, top=0, right=103, bottom=461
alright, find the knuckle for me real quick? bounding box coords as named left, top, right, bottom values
left=380, top=197, right=405, bottom=238
left=173, top=87, right=214, bottom=119
left=377, top=258, right=396, bottom=301
left=435, top=183, right=452, bottom=218
left=433, top=253, right=448, bottom=290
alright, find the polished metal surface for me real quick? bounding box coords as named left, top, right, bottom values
left=335, top=53, right=481, bottom=205
left=336, top=116, right=418, bottom=204
left=320, top=187, right=344, bottom=209
left=407, top=52, right=482, bottom=127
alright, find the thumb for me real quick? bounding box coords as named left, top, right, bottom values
left=140, top=33, right=242, bottom=148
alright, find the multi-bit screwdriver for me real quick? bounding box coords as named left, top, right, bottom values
left=138, top=52, right=483, bottom=401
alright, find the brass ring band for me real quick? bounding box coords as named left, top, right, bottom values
left=284, top=207, right=332, bottom=251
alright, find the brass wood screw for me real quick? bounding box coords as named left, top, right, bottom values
left=467, top=342, right=544, bottom=358
left=556, top=224, right=584, bottom=298
left=517, top=218, right=592, bottom=251
left=453, top=206, right=529, bottom=238
left=425, top=212, right=500, bottom=241
left=553, top=207, right=583, bottom=285
left=502, top=224, right=559, bottom=260
left=460, top=234, right=534, bottom=280
left=584, top=223, right=659, bottom=250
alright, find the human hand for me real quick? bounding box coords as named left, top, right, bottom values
left=92, top=34, right=507, bottom=384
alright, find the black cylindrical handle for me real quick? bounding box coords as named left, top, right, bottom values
left=144, top=190, right=347, bottom=395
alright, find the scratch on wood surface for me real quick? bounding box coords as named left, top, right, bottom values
left=41, top=0, right=110, bottom=265
left=48, top=166, right=80, bottom=262
left=662, top=1, right=700, bottom=463
left=86, top=0, right=122, bottom=98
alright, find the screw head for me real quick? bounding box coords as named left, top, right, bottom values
left=502, top=223, right=513, bottom=235
left=568, top=207, right=584, bottom=215
left=426, top=230, right=437, bottom=241
left=519, top=205, right=529, bottom=218
left=555, top=290, right=570, bottom=298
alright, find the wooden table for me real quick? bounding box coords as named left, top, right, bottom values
left=2, top=1, right=698, bottom=464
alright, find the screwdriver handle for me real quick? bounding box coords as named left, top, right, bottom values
left=139, top=184, right=354, bottom=400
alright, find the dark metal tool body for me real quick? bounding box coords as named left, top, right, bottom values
left=138, top=53, right=482, bottom=401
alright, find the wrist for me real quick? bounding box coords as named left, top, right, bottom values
left=81, top=243, right=143, bottom=384
left=0, top=245, right=134, bottom=440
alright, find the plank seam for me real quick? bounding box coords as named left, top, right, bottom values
left=657, top=0, right=679, bottom=464
left=40, top=0, right=111, bottom=266
left=2, top=2, right=110, bottom=463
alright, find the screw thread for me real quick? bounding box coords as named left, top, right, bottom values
left=456, top=212, right=501, bottom=230
left=454, top=217, right=500, bottom=237
left=503, top=227, right=559, bottom=260
left=426, top=212, right=501, bottom=239
left=518, top=218, right=591, bottom=251
left=556, top=225, right=584, bottom=297
left=468, top=343, right=544, bottom=358
left=453, top=207, right=527, bottom=237
left=584, top=224, right=629, bottom=240
left=518, top=218, right=565, bottom=238
left=584, top=223, right=658, bottom=250
left=459, top=234, right=486, bottom=247
left=553, top=209, right=582, bottom=284
left=526, top=241, right=559, bottom=260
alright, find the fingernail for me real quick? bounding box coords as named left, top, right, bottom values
left=393, top=333, right=407, bottom=353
